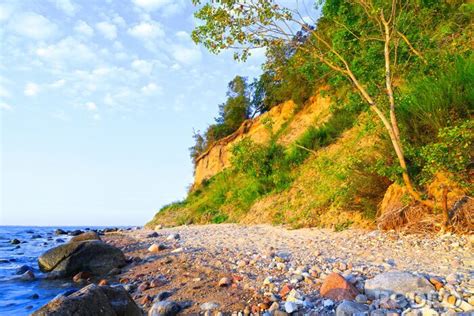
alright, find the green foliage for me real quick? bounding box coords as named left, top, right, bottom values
left=417, top=121, right=473, bottom=183
left=334, top=220, right=354, bottom=232
left=231, top=138, right=292, bottom=192
left=398, top=56, right=474, bottom=145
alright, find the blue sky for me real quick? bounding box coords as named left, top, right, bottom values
left=0, top=0, right=267, bottom=226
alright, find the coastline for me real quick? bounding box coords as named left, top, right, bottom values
left=99, top=224, right=472, bottom=315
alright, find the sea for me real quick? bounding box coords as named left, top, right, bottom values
left=0, top=226, right=128, bottom=315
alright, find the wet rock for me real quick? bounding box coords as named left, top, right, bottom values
left=147, top=232, right=159, bottom=238
left=10, top=239, right=21, bottom=245
left=336, top=300, right=369, bottom=316
left=320, top=272, right=359, bottom=301
left=56, top=239, right=65, bottom=243
left=148, top=301, right=181, bottom=316
left=55, top=229, right=67, bottom=235
left=364, top=272, right=435, bottom=299
left=38, top=240, right=126, bottom=277
left=68, top=230, right=83, bottom=236
left=15, top=264, right=33, bottom=275
left=20, top=270, right=35, bottom=281
left=29, top=293, right=40, bottom=299
left=70, top=232, right=101, bottom=243
left=32, top=234, right=43, bottom=239
left=32, top=284, right=141, bottom=316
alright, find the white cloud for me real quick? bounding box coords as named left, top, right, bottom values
left=36, top=37, right=97, bottom=67
left=8, top=12, right=57, bottom=40
left=0, top=85, right=11, bottom=98
left=96, top=21, right=117, bottom=40
left=141, top=83, right=162, bottom=95
left=0, top=102, right=13, bottom=111
left=93, top=113, right=101, bottom=120
left=131, top=59, right=153, bottom=75
left=0, top=3, right=14, bottom=22
left=85, top=101, right=97, bottom=111
left=128, top=21, right=164, bottom=40
left=74, top=20, right=94, bottom=37
left=132, top=0, right=184, bottom=16
left=172, top=45, right=202, bottom=65
left=24, top=83, right=40, bottom=96
left=52, top=0, right=78, bottom=16
left=175, top=31, right=189, bottom=41
left=50, top=79, right=66, bottom=88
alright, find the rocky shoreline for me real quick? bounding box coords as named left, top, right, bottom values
left=30, top=224, right=472, bottom=315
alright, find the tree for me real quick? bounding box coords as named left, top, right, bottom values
left=191, top=0, right=437, bottom=208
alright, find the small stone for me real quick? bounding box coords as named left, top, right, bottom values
left=148, top=301, right=181, bottom=316
left=218, top=277, right=231, bottom=287
left=155, top=291, right=172, bottom=302
left=336, top=300, right=369, bottom=316
left=138, top=281, right=150, bottom=292
left=200, top=302, right=220, bottom=311
left=141, top=295, right=153, bottom=305
left=10, top=239, right=21, bottom=245
left=446, top=273, right=458, bottom=284
left=98, top=279, right=108, bottom=286
left=284, top=301, right=298, bottom=313
left=355, top=294, right=367, bottom=304
left=73, top=271, right=91, bottom=282
left=148, top=244, right=162, bottom=253
left=429, top=277, right=443, bottom=291
left=147, top=232, right=159, bottom=238
left=279, top=284, right=293, bottom=298
left=167, top=233, right=180, bottom=240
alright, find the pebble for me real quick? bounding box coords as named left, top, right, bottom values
left=284, top=301, right=298, bottom=313
left=166, top=233, right=180, bottom=240
left=218, top=277, right=231, bottom=287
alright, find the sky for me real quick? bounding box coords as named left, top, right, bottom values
left=0, top=0, right=268, bottom=226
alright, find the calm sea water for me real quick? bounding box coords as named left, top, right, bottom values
left=0, top=226, right=125, bottom=315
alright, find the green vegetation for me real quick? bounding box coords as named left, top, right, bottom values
left=147, top=1, right=473, bottom=231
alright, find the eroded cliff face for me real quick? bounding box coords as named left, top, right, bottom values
left=193, top=94, right=331, bottom=186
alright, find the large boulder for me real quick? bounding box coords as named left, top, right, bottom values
left=70, top=231, right=101, bottom=243
left=364, top=271, right=435, bottom=299
left=32, top=284, right=142, bottom=316
left=38, top=241, right=126, bottom=277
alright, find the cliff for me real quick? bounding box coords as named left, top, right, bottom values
left=193, top=94, right=331, bottom=186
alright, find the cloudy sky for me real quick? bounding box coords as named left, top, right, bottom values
left=0, top=0, right=267, bottom=226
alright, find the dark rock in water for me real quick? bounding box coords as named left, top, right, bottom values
left=29, top=293, right=40, bottom=299
left=70, top=231, right=101, bottom=243
left=32, top=284, right=142, bottom=316
left=103, top=228, right=118, bottom=233
left=26, top=230, right=34, bottom=234
left=32, top=234, right=42, bottom=239
left=68, top=230, right=83, bottom=236
left=38, top=240, right=126, bottom=277
left=15, top=265, right=33, bottom=275
left=148, top=301, right=181, bottom=316
left=55, top=229, right=67, bottom=235
left=19, top=270, right=35, bottom=281
left=56, top=239, right=65, bottom=243
left=10, top=239, right=21, bottom=245
left=0, top=259, right=9, bottom=263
